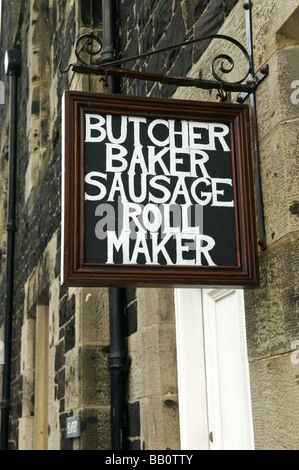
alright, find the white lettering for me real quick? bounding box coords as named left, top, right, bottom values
left=211, top=178, right=234, bottom=207
left=83, top=112, right=236, bottom=268
left=169, top=119, right=189, bottom=148
left=209, top=123, right=230, bottom=151
left=162, top=204, right=181, bottom=234
left=189, top=122, right=230, bottom=151
left=130, top=233, right=152, bottom=264
left=170, top=176, right=192, bottom=205
left=106, top=231, right=130, bottom=264
left=189, top=121, right=209, bottom=149
left=148, top=119, right=170, bottom=146
left=106, top=143, right=128, bottom=172
left=148, top=146, right=170, bottom=175
left=122, top=203, right=145, bottom=234
left=142, top=204, right=163, bottom=232
left=148, top=176, right=171, bottom=204
left=182, top=204, right=200, bottom=234
left=190, top=149, right=210, bottom=178
left=107, top=173, right=127, bottom=202
left=176, top=233, right=196, bottom=265
left=169, top=147, right=190, bottom=176
left=106, top=115, right=127, bottom=144
left=148, top=455, right=193, bottom=465
left=84, top=171, right=107, bottom=201
left=150, top=233, right=173, bottom=264
left=128, top=174, right=147, bottom=203
left=128, top=145, right=148, bottom=174
left=191, top=178, right=212, bottom=206
left=128, top=116, right=147, bottom=145
left=195, top=233, right=216, bottom=266
left=85, top=114, right=106, bottom=142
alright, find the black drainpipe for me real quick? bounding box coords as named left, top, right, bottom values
left=108, top=287, right=128, bottom=450
left=101, top=0, right=128, bottom=451
left=0, top=48, right=20, bottom=450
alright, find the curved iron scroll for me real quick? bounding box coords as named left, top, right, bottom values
left=63, top=32, right=251, bottom=87
left=75, top=33, right=103, bottom=64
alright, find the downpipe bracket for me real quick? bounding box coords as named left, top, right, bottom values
left=0, top=400, right=11, bottom=410
left=108, top=354, right=131, bottom=371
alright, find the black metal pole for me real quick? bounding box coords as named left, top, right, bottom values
left=1, top=49, right=20, bottom=450
left=108, top=288, right=128, bottom=450
left=244, top=1, right=267, bottom=250
left=101, top=0, right=120, bottom=93
left=101, top=0, right=127, bottom=450
left=101, top=0, right=116, bottom=64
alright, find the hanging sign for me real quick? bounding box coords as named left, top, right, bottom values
left=61, top=91, right=259, bottom=287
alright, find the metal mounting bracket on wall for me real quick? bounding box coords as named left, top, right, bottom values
left=60, top=0, right=267, bottom=249
left=60, top=32, right=268, bottom=98
left=60, top=4, right=268, bottom=97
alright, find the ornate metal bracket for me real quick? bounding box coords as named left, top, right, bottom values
left=60, top=31, right=268, bottom=98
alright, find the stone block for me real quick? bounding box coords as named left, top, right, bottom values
left=255, top=47, right=299, bottom=142
left=128, top=323, right=178, bottom=399
left=48, top=342, right=57, bottom=404
left=21, top=369, right=35, bottom=418
left=80, top=287, right=110, bottom=343
left=154, top=0, right=177, bottom=44
left=20, top=317, right=35, bottom=373
left=252, top=0, right=299, bottom=70
left=140, top=395, right=180, bottom=450
left=185, top=0, right=209, bottom=31
left=18, top=417, right=34, bottom=450
left=249, top=352, right=299, bottom=450
left=174, top=0, right=247, bottom=102
left=245, top=232, right=299, bottom=361
left=65, top=347, right=81, bottom=411
left=47, top=401, right=60, bottom=449
left=80, top=406, right=111, bottom=450
left=193, top=0, right=224, bottom=63
left=258, top=119, right=299, bottom=246
left=81, top=344, right=110, bottom=407
left=137, top=288, right=175, bottom=328
left=223, top=0, right=238, bottom=17
left=49, top=277, right=61, bottom=347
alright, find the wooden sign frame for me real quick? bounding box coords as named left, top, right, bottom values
left=61, top=91, right=259, bottom=287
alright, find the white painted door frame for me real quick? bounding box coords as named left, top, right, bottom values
left=175, top=288, right=254, bottom=450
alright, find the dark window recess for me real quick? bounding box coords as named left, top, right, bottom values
left=80, top=0, right=102, bottom=28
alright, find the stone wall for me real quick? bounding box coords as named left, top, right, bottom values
left=244, top=2, right=299, bottom=450
left=118, top=0, right=238, bottom=97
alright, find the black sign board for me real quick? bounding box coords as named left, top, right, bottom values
left=61, top=91, right=259, bottom=287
